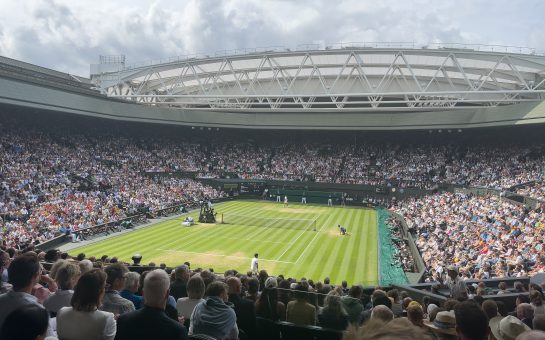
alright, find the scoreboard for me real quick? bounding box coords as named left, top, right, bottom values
left=239, top=181, right=266, bottom=194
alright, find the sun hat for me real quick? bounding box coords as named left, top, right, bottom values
left=424, top=310, right=457, bottom=336
left=489, top=315, right=530, bottom=340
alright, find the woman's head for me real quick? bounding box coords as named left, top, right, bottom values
left=71, top=269, right=107, bottom=312
left=187, top=274, right=206, bottom=299
left=56, top=262, right=81, bottom=290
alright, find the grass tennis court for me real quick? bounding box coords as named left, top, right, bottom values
left=68, top=200, right=378, bottom=285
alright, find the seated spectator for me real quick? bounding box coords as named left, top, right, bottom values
left=115, top=269, right=188, bottom=340
left=245, top=277, right=259, bottom=302
left=370, top=305, right=393, bottom=323
left=189, top=281, right=238, bottom=340
left=56, top=269, right=116, bottom=340
left=498, top=282, right=510, bottom=295
left=120, top=272, right=143, bottom=309
left=532, top=291, right=545, bottom=315
left=423, top=310, right=458, bottom=339
left=519, top=303, right=536, bottom=329
left=226, top=276, right=256, bottom=339
left=534, top=315, right=545, bottom=332
left=345, top=317, right=434, bottom=340
left=490, top=315, right=530, bottom=340
left=170, top=265, right=189, bottom=301
left=342, top=285, right=363, bottom=324
left=407, top=302, right=425, bottom=328
left=79, top=260, right=94, bottom=275
left=255, top=277, right=285, bottom=322
left=176, top=274, right=205, bottom=320
left=318, top=290, right=349, bottom=330
left=286, top=283, right=316, bottom=326
left=0, top=305, right=49, bottom=340
left=44, top=261, right=81, bottom=315
left=101, top=263, right=135, bottom=315
left=0, top=252, right=52, bottom=336
left=0, top=250, right=11, bottom=294
left=454, top=301, right=489, bottom=340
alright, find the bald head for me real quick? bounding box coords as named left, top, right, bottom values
left=226, top=276, right=242, bottom=295
left=371, top=305, right=394, bottom=322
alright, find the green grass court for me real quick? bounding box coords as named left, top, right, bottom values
left=69, top=200, right=378, bottom=285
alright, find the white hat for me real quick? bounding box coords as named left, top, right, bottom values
left=489, top=315, right=531, bottom=340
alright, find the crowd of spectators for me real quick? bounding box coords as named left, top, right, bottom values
left=393, top=192, right=545, bottom=281
left=3, top=249, right=545, bottom=339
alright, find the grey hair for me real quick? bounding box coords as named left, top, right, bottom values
left=79, top=259, right=93, bottom=274
left=143, top=269, right=170, bottom=306
left=125, top=271, right=140, bottom=291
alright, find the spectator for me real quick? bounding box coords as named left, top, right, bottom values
left=44, top=261, right=81, bottom=315
left=490, top=315, right=530, bottom=340
left=342, top=285, right=363, bottom=324
left=176, top=274, right=206, bottom=320
left=454, top=301, right=489, bottom=340
left=255, top=277, right=285, bottom=322
left=79, top=260, right=94, bottom=275
left=533, top=315, right=545, bottom=332
left=226, top=276, right=256, bottom=339
left=170, top=265, right=189, bottom=300
left=318, top=290, right=349, bottom=330
left=531, top=291, right=545, bottom=315
left=0, top=252, right=51, bottom=335
left=369, top=305, right=393, bottom=323
left=56, top=269, right=116, bottom=340
left=120, top=272, right=143, bottom=309
left=519, top=303, right=535, bottom=329
left=286, top=283, right=316, bottom=326
left=115, top=269, right=188, bottom=340
left=189, top=281, right=238, bottom=340
left=0, top=305, right=49, bottom=340
left=102, top=263, right=135, bottom=315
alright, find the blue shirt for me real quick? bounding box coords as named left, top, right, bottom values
left=120, top=290, right=144, bottom=309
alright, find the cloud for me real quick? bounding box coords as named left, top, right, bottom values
left=0, top=0, right=543, bottom=77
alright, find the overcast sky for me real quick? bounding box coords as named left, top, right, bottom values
left=0, top=0, right=544, bottom=77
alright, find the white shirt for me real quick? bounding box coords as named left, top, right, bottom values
left=251, top=257, right=258, bottom=272
left=44, top=289, right=74, bottom=314
left=56, top=307, right=116, bottom=340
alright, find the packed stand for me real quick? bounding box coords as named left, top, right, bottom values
left=393, top=191, right=545, bottom=281
left=3, top=248, right=545, bottom=339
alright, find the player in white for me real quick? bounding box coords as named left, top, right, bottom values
left=276, top=193, right=281, bottom=202
left=251, top=253, right=259, bottom=275
left=301, top=192, right=307, bottom=204
left=283, top=195, right=288, bottom=207
left=328, top=194, right=333, bottom=206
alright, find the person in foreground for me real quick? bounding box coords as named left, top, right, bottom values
left=189, top=281, right=238, bottom=340
left=56, top=269, right=116, bottom=340
left=115, top=269, right=188, bottom=340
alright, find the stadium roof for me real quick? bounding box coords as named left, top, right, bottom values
left=91, top=43, right=545, bottom=113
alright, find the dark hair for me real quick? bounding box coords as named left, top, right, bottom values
left=454, top=301, right=489, bottom=340
left=104, top=263, right=127, bottom=286
left=293, top=283, right=308, bottom=300
left=256, top=287, right=279, bottom=321
left=8, top=252, right=40, bottom=290
left=71, top=269, right=107, bottom=312
left=76, top=253, right=86, bottom=261
left=373, top=295, right=393, bottom=309
left=0, top=305, right=49, bottom=340
left=206, top=281, right=228, bottom=297
left=348, top=285, right=363, bottom=298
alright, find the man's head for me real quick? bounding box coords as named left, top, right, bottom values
left=454, top=301, right=489, bottom=340
left=482, top=299, right=498, bottom=319
left=131, top=254, right=142, bottom=265
left=254, top=253, right=258, bottom=258
left=348, top=285, right=363, bottom=299
left=104, top=263, right=128, bottom=291
left=174, top=265, right=190, bottom=281
left=518, top=303, right=535, bottom=320
left=447, top=265, right=459, bottom=279
left=371, top=305, right=394, bottom=322
left=206, top=281, right=229, bottom=302
left=407, top=303, right=425, bottom=327
left=226, top=276, right=242, bottom=295
left=143, top=269, right=170, bottom=308
left=8, top=252, right=41, bottom=291
left=516, top=330, right=545, bottom=340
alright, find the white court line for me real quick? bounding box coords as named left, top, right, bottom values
left=293, top=213, right=329, bottom=264
left=275, top=213, right=322, bottom=261
left=157, top=248, right=294, bottom=264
